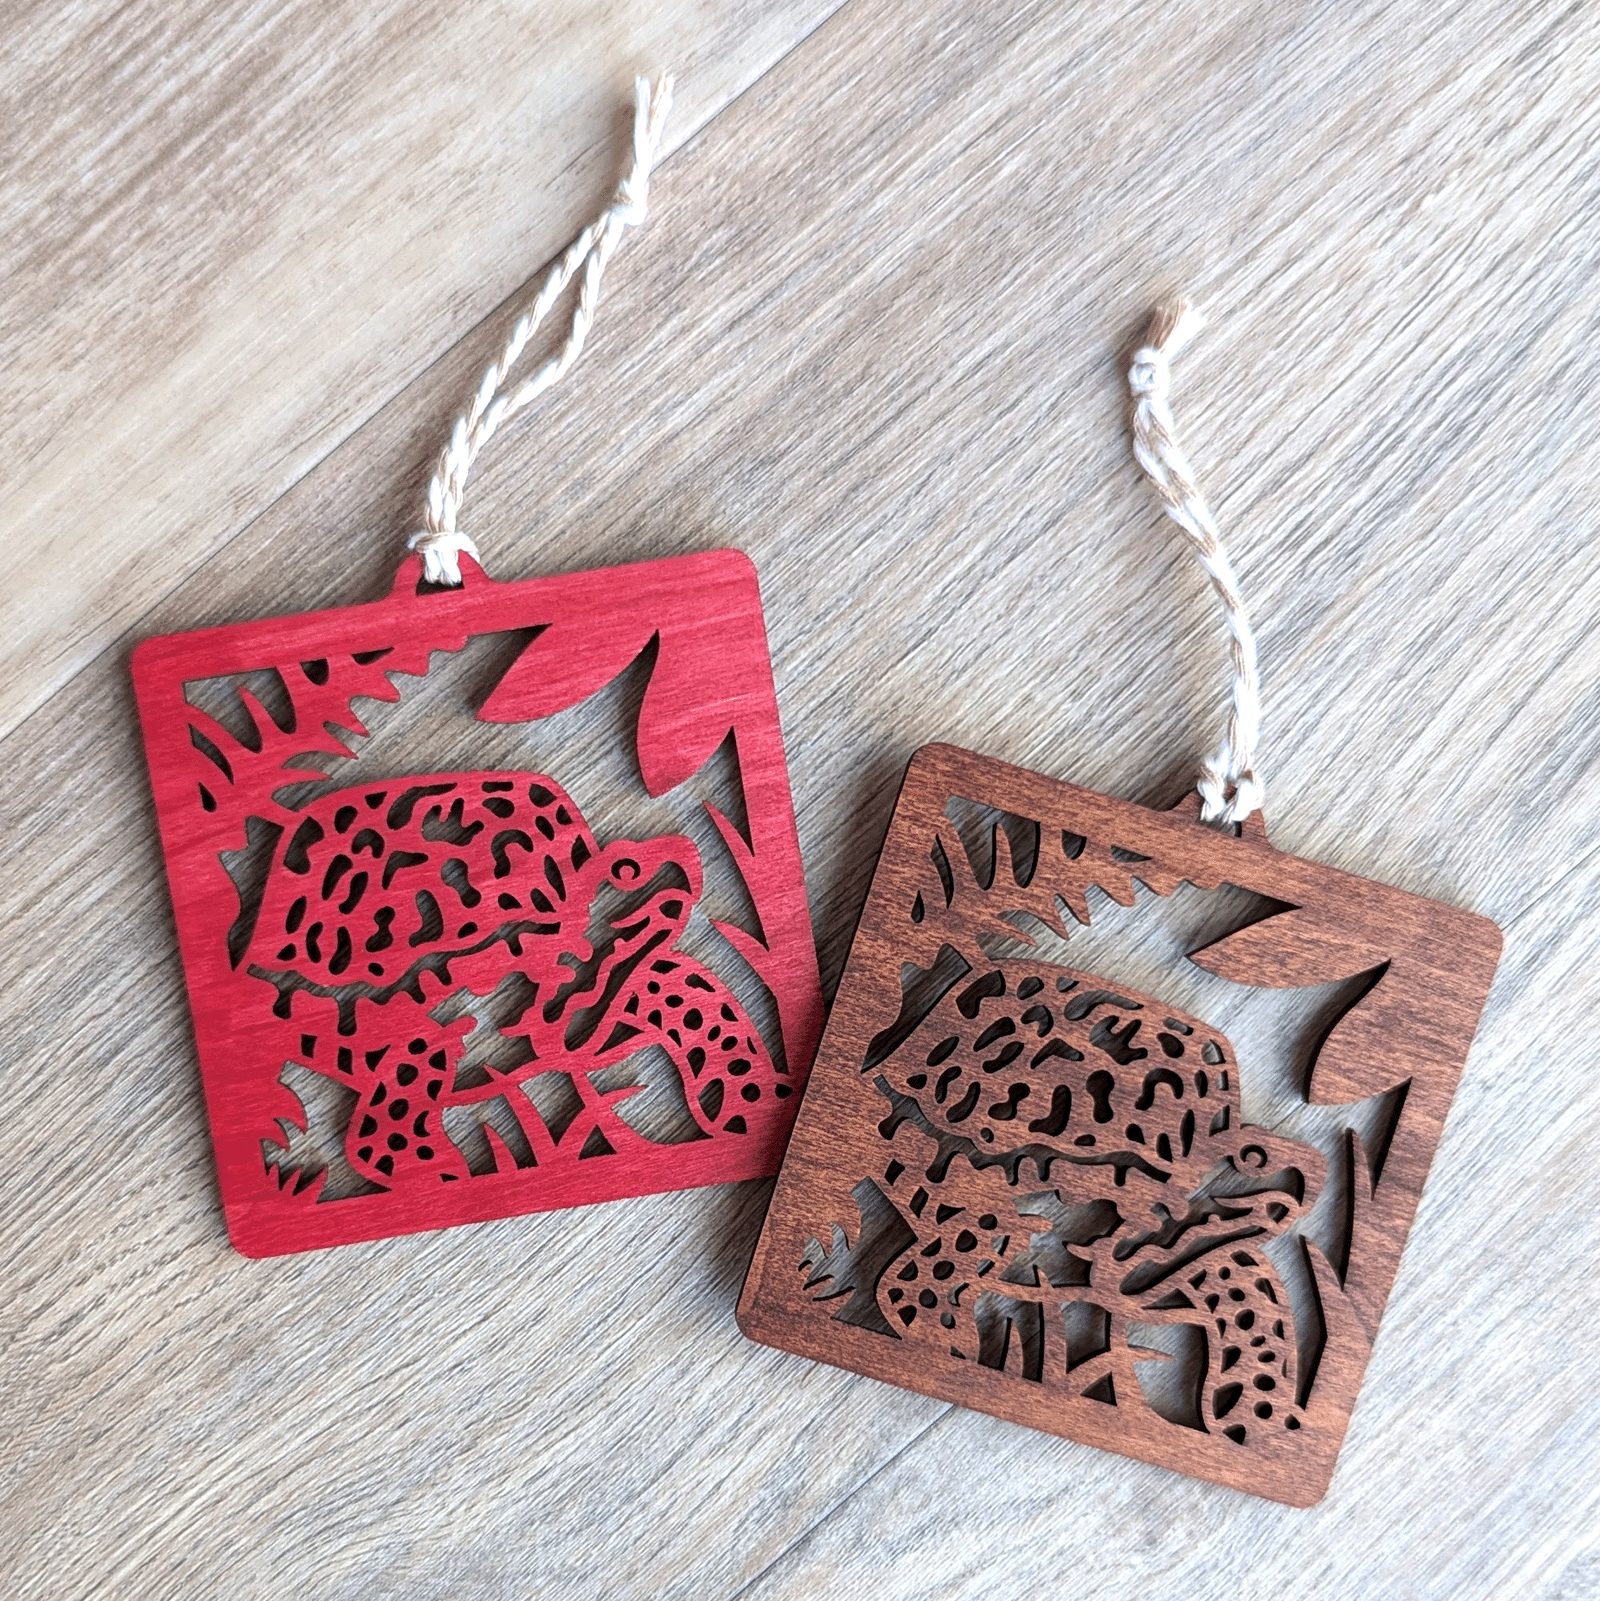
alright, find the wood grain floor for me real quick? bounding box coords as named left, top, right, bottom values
left=4, top=0, right=1599, bottom=1594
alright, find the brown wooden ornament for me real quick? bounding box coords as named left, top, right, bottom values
left=737, top=743, right=1501, bottom=1506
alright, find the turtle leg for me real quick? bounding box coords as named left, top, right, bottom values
left=605, top=951, right=788, bottom=1136
left=1185, top=1244, right=1303, bottom=1442
left=340, top=998, right=474, bottom=1187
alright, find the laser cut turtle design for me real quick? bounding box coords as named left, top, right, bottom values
left=809, top=959, right=1324, bottom=1444
left=248, top=771, right=786, bottom=1189
left=745, top=747, right=1503, bottom=1502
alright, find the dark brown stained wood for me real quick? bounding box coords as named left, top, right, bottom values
left=738, top=743, right=1502, bottom=1507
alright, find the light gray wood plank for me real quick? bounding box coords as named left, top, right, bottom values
left=0, top=0, right=842, bottom=742
left=4, top=0, right=1599, bottom=1592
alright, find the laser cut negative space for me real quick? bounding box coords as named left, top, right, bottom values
left=134, top=549, right=821, bottom=1256
left=738, top=744, right=1500, bottom=1506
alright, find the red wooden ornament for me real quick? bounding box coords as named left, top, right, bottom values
left=133, top=549, right=822, bottom=1256
left=737, top=744, right=1501, bottom=1506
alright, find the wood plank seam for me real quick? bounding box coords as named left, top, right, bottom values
left=0, top=0, right=858, bottom=746
left=720, top=1406, right=953, bottom=1601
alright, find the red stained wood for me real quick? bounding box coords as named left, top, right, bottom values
left=737, top=744, right=1501, bottom=1506
left=133, top=550, right=822, bottom=1256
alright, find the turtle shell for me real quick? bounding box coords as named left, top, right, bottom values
left=248, top=772, right=598, bottom=988
left=873, top=958, right=1243, bottom=1187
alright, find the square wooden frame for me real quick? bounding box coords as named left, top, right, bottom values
left=738, top=743, right=1500, bottom=1505
left=134, top=549, right=822, bottom=1256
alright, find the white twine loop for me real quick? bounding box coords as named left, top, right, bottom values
left=1128, top=301, right=1264, bottom=826
left=409, top=72, right=674, bottom=584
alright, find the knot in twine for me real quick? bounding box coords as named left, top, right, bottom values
left=1128, top=300, right=1263, bottom=827
left=407, top=525, right=482, bottom=585
left=409, top=72, right=673, bottom=585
